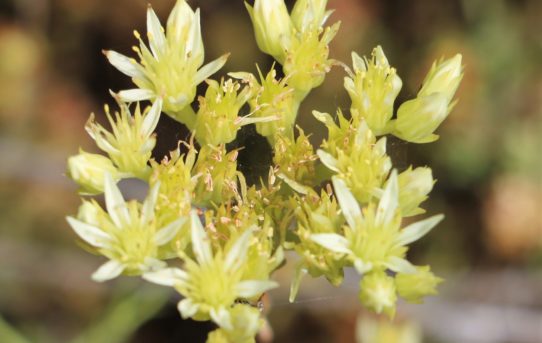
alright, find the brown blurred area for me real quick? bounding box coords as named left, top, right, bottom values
left=0, top=0, right=541, bottom=342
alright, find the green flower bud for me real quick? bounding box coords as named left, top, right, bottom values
left=67, top=151, right=120, bottom=195
left=291, top=0, right=331, bottom=33
left=273, top=128, right=317, bottom=187
left=294, top=191, right=346, bottom=289
left=85, top=99, right=161, bottom=179
left=393, top=93, right=449, bottom=143
left=359, top=270, right=397, bottom=318
left=235, top=68, right=296, bottom=140
left=318, top=121, right=391, bottom=204
left=395, top=265, right=443, bottom=303
left=283, top=22, right=339, bottom=94
left=418, top=54, right=463, bottom=102
left=344, top=47, right=402, bottom=135
left=194, top=79, right=252, bottom=146
left=397, top=166, right=434, bottom=217
left=193, top=145, right=239, bottom=207
left=245, top=0, right=292, bottom=63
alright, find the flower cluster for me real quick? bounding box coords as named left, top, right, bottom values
left=66, top=0, right=462, bottom=341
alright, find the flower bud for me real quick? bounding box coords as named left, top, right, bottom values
left=291, top=0, right=330, bottom=32
left=194, top=79, right=251, bottom=146
left=395, top=265, right=443, bottom=303
left=283, top=22, right=339, bottom=94
left=397, top=166, right=434, bottom=216
left=393, top=93, right=449, bottom=143
left=359, top=270, right=397, bottom=318
left=246, top=0, right=292, bottom=63
left=344, top=47, right=402, bottom=135
left=67, top=151, right=120, bottom=195
left=418, top=54, right=463, bottom=102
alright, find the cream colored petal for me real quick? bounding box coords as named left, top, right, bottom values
left=66, top=216, right=111, bottom=248
left=118, top=89, right=154, bottom=103
left=194, top=54, right=229, bottom=85
left=104, top=173, right=129, bottom=228
left=146, top=6, right=166, bottom=58
left=395, top=214, right=444, bottom=247
left=190, top=210, right=212, bottom=264
left=310, top=233, right=351, bottom=254
left=375, top=170, right=399, bottom=226
left=105, top=50, right=143, bottom=78
left=143, top=267, right=187, bottom=287
left=332, top=176, right=362, bottom=228
left=224, top=226, right=253, bottom=270
left=141, top=98, right=162, bottom=138
left=154, top=217, right=186, bottom=246
left=91, top=260, right=125, bottom=282
left=236, top=280, right=278, bottom=298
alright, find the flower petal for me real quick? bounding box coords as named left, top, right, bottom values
left=141, top=98, right=162, bottom=138
left=210, top=307, right=232, bottom=331
left=317, top=149, right=339, bottom=172
left=105, top=50, right=143, bottom=78
left=154, top=217, right=187, bottom=246
left=177, top=298, right=199, bottom=319
left=384, top=256, right=417, bottom=274
left=289, top=264, right=307, bottom=303
left=310, top=233, right=351, bottom=254
left=354, top=258, right=373, bottom=274
left=277, top=173, right=312, bottom=195
left=190, top=210, right=212, bottom=264
left=194, top=54, right=229, bottom=85
left=376, top=170, right=399, bottom=226
left=224, top=226, right=253, bottom=270
left=332, top=176, right=362, bottom=229
left=236, top=280, right=278, bottom=298
left=143, top=267, right=187, bottom=287
left=91, top=260, right=125, bottom=282
left=66, top=216, right=111, bottom=248
left=395, top=214, right=444, bottom=247
left=146, top=6, right=166, bottom=58
left=118, top=89, right=154, bottom=103
left=104, top=173, right=129, bottom=228
left=142, top=182, right=160, bottom=224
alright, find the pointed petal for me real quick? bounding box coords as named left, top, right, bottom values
left=317, top=149, right=339, bottom=172
left=141, top=98, right=162, bottom=138
left=178, top=298, right=199, bottom=319
left=310, top=233, right=351, bottom=254
left=190, top=211, right=212, bottom=264
left=105, top=50, right=143, bottom=78
left=142, top=182, right=160, bottom=224
left=143, top=267, right=187, bottom=287
left=224, top=227, right=253, bottom=270
left=236, top=280, right=279, bottom=298
left=332, top=176, right=362, bottom=228
left=147, top=6, right=166, bottom=57
left=395, top=214, right=444, bottom=247
left=354, top=259, right=373, bottom=274
left=289, top=264, right=307, bottom=303
left=277, top=173, right=312, bottom=195
left=104, top=173, right=129, bottom=228
left=118, top=89, right=154, bottom=103
left=194, top=54, right=229, bottom=85
left=376, top=170, right=399, bottom=226
left=155, top=217, right=186, bottom=246
left=66, top=216, right=111, bottom=248
left=210, top=307, right=232, bottom=331
left=91, top=260, right=125, bottom=282
left=385, top=256, right=417, bottom=274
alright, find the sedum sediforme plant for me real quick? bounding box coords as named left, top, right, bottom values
left=66, top=0, right=463, bottom=341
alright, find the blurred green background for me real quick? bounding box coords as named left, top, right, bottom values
left=0, top=0, right=541, bottom=342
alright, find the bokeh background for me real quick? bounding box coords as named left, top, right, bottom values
left=1, top=0, right=541, bottom=342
